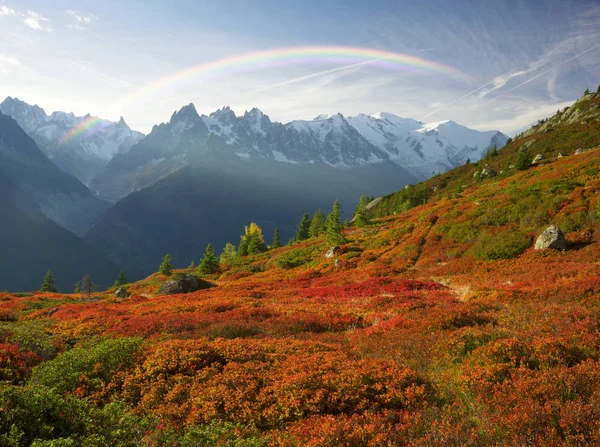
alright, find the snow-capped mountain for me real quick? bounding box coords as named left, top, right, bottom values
left=89, top=103, right=507, bottom=201
left=0, top=97, right=144, bottom=184
left=347, top=113, right=508, bottom=177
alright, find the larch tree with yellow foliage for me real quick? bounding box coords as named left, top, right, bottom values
left=238, top=222, right=267, bottom=256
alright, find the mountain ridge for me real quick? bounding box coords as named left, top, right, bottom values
left=90, top=103, right=508, bottom=202
left=0, top=97, right=144, bottom=184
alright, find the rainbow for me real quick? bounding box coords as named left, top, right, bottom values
left=58, top=115, right=107, bottom=145
left=119, top=45, right=468, bottom=104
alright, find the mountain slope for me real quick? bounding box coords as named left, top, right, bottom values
left=0, top=111, right=110, bottom=235
left=85, top=152, right=418, bottom=279
left=89, top=104, right=506, bottom=202
left=0, top=173, right=118, bottom=292
left=0, top=97, right=144, bottom=184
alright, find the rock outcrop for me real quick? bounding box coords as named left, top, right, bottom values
left=158, top=274, right=214, bottom=295
left=535, top=225, right=567, bottom=250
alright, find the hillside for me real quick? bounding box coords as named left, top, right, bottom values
left=0, top=111, right=110, bottom=236
left=0, top=175, right=119, bottom=292
left=1, top=91, right=600, bottom=445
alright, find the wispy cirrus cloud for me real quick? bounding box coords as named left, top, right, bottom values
left=23, top=11, right=52, bottom=31
left=66, top=10, right=98, bottom=30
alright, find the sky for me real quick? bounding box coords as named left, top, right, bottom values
left=0, top=0, right=599, bottom=135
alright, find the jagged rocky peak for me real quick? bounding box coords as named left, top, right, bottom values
left=0, top=96, right=47, bottom=132
left=170, top=103, right=200, bottom=124
left=118, top=116, right=127, bottom=127
left=209, top=106, right=237, bottom=124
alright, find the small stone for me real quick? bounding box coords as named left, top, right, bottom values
left=115, top=287, right=128, bottom=298
left=324, top=246, right=340, bottom=259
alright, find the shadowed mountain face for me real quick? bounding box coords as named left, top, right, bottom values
left=85, top=151, right=419, bottom=280
left=0, top=174, right=118, bottom=292
left=0, top=97, right=144, bottom=185
left=0, top=111, right=110, bottom=236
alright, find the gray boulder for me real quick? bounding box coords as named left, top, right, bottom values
left=324, top=246, right=340, bottom=259
left=480, top=168, right=497, bottom=178
left=535, top=225, right=568, bottom=250
left=158, top=274, right=213, bottom=295
left=575, top=148, right=588, bottom=155
left=114, top=287, right=128, bottom=298
left=532, top=153, right=546, bottom=164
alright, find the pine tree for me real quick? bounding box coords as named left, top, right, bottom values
left=309, top=209, right=326, bottom=238
left=220, top=243, right=237, bottom=264
left=597, top=85, right=600, bottom=93
left=272, top=228, right=281, bottom=249
left=40, top=270, right=58, bottom=293
left=465, top=158, right=471, bottom=165
left=354, top=195, right=370, bottom=227
left=325, top=200, right=347, bottom=245
left=585, top=88, right=590, bottom=95
left=238, top=237, right=249, bottom=257
left=159, top=254, right=173, bottom=276
left=515, top=147, right=533, bottom=170
left=198, top=244, right=219, bottom=275
left=113, top=270, right=128, bottom=288
left=295, top=213, right=311, bottom=241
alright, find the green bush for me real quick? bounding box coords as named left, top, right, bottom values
left=31, top=337, right=143, bottom=395
left=275, top=247, right=314, bottom=269
left=0, top=321, right=59, bottom=360
left=470, top=230, right=532, bottom=261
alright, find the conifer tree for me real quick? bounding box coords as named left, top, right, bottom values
left=113, top=270, right=128, bottom=288
left=220, top=243, right=237, bottom=263
left=40, top=270, right=58, bottom=293
left=515, top=147, right=533, bottom=170
left=238, top=237, right=249, bottom=257
left=238, top=222, right=266, bottom=256
left=296, top=213, right=311, bottom=241
left=354, top=195, right=370, bottom=227
left=198, top=244, right=219, bottom=275
left=309, top=209, right=326, bottom=238
left=325, top=200, right=347, bottom=245
left=159, top=254, right=173, bottom=276
left=272, top=228, right=281, bottom=249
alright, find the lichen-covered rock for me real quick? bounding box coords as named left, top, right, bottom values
left=115, top=288, right=128, bottom=298
left=535, top=225, right=567, bottom=250
left=324, top=246, right=340, bottom=259
left=158, top=275, right=214, bottom=295
left=532, top=153, right=546, bottom=164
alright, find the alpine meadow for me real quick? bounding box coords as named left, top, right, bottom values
left=1, top=1, right=600, bottom=446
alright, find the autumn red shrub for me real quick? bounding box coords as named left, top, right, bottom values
left=0, top=343, right=42, bottom=383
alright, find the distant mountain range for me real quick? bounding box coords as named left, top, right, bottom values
left=0, top=98, right=508, bottom=288
left=0, top=97, right=144, bottom=185
left=89, top=104, right=508, bottom=202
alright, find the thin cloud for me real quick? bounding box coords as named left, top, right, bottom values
left=66, top=10, right=98, bottom=29
left=0, top=5, right=16, bottom=16
left=23, top=11, right=52, bottom=31
left=474, top=43, right=600, bottom=110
